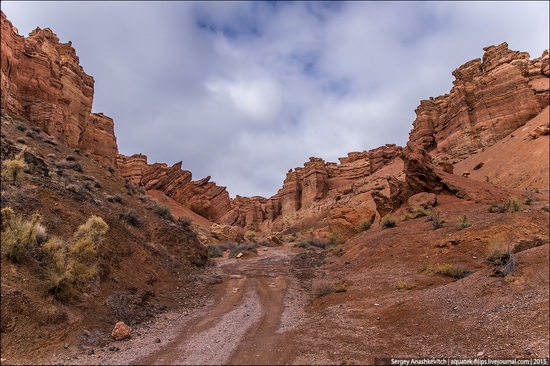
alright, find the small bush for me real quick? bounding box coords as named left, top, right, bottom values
left=486, top=238, right=517, bottom=277
left=381, top=215, right=398, bottom=228
left=429, top=209, right=444, bottom=230
left=152, top=202, right=174, bottom=221
left=309, top=238, right=332, bottom=249
left=359, top=220, right=372, bottom=232
left=327, top=233, right=339, bottom=246
left=1, top=208, right=43, bottom=263
left=207, top=245, right=224, bottom=258
left=524, top=189, right=535, bottom=206
left=35, top=224, right=48, bottom=244
left=433, top=264, right=471, bottom=279
left=294, top=241, right=310, bottom=249
left=2, top=157, right=28, bottom=185
left=177, top=216, right=192, bottom=228
left=219, top=242, right=237, bottom=251
left=457, top=214, right=471, bottom=230
left=312, top=279, right=346, bottom=297
left=313, top=279, right=336, bottom=298
left=107, top=194, right=124, bottom=204
left=229, top=242, right=258, bottom=258
left=259, top=239, right=276, bottom=247
left=488, top=199, right=523, bottom=213
left=121, top=210, right=142, bottom=227
left=44, top=216, right=108, bottom=300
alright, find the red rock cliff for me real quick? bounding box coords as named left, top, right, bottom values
left=0, top=11, right=118, bottom=169
left=408, top=42, right=549, bottom=164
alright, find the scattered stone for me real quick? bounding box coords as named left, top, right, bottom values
left=407, top=192, right=437, bottom=209
left=87, top=349, right=95, bottom=355
left=108, top=346, right=120, bottom=352
left=236, top=252, right=243, bottom=258
left=524, top=348, right=533, bottom=355
left=473, top=162, right=484, bottom=170
left=111, top=321, right=132, bottom=341
left=154, top=338, right=161, bottom=344
left=476, top=351, right=485, bottom=357
left=63, top=343, right=69, bottom=349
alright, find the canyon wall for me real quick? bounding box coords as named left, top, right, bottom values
left=408, top=42, right=549, bottom=164
left=3, top=9, right=547, bottom=239
left=117, top=144, right=403, bottom=235
left=0, top=11, right=118, bottom=169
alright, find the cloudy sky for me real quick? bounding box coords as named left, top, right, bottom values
left=2, top=2, right=549, bottom=198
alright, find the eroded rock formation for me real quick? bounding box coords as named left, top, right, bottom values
left=408, top=42, right=549, bottom=164
left=117, top=144, right=404, bottom=237
left=0, top=11, right=118, bottom=169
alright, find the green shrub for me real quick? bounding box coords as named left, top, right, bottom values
left=2, top=157, right=28, bottom=185
left=1, top=208, right=43, bottom=263
left=358, top=219, right=372, bottom=232
left=44, top=216, right=109, bottom=300
left=381, top=215, right=398, bottom=228
left=457, top=214, right=471, bottom=230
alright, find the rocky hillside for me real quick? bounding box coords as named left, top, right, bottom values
left=1, top=11, right=214, bottom=362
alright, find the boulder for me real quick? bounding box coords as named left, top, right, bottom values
left=210, top=223, right=244, bottom=243
left=407, top=192, right=437, bottom=209
left=111, top=321, right=131, bottom=341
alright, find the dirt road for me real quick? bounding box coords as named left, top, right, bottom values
left=131, top=246, right=305, bottom=365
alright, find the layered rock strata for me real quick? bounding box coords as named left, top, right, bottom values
left=408, top=42, right=549, bottom=164
left=0, top=11, right=118, bottom=169
left=117, top=144, right=403, bottom=234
